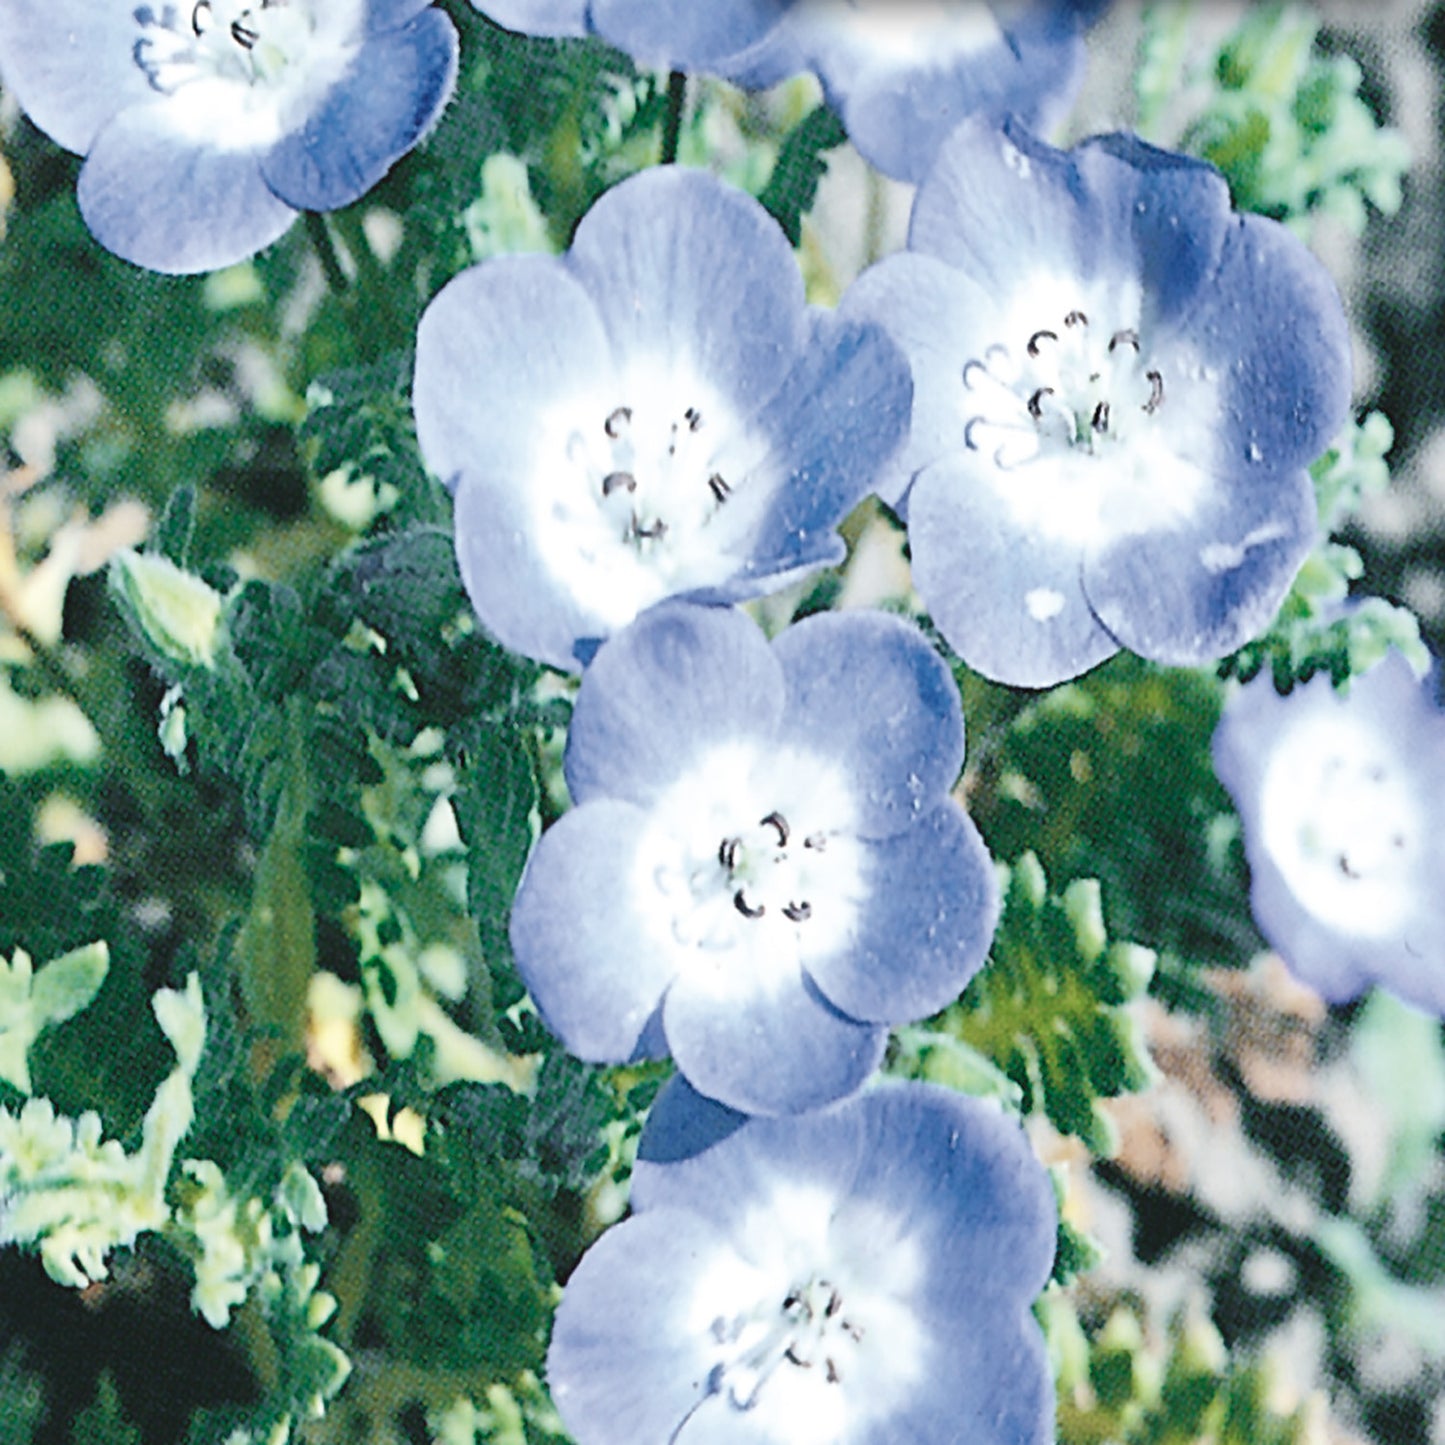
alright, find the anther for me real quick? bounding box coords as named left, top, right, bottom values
left=604, top=406, right=631, bottom=438
left=782, top=901, right=812, bottom=923
left=1108, top=328, right=1140, bottom=353
left=191, top=1, right=212, bottom=34
left=602, top=471, right=636, bottom=496
left=734, top=890, right=765, bottom=919
left=719, top=837, right=740, bottom=871
left=787, top=1346, right=813, bottom=1369
left=1091, top=400, right=1110, bottom=433
left=685, top=407, right=703, bottom=432
left=1027, top=387, right=1054, bottom=420
left=231, top=16, right=259, bottom=47
left=760, top=811, right=789, bottom=846
left=825, top=1358, right=841, bottom=1385
left=1026, top=329, right=1057, bottom=357
left=635, top=519, right=668, bottom=541
left=803, top=833, right=827, bottom=851
left=825, top=1288, right=842, bottom=1317
left=1064, top=310, right=1088, bottom=328
left=707, top=473, right=731, bottom=503
left=1143, top=370, right=1164, bottom=414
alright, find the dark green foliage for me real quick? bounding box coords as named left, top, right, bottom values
left=759, top=104, right=850, bottom=246
left=941, top=853, right=1158, bottom=1155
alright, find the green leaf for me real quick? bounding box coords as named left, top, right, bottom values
left=758, top=104, right=849, bottom=246
left=940, top=853, right=1158, bottom=1155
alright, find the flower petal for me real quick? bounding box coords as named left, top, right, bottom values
left=664, top=950, right=884, bottom=1116
left=808, top=804, right=997, bottom=1023
left=592, top=0, right=785, bottom=67
left=547, top=1210, right=730, bottom=1445
left=78, top=97, right=297, bottom=273
left=468, top=0, right=589, bottom=37
left=907, top=454, right=1118, bottom=687
left=0, top=0, right=158, bottom=153
left=510, top=799, right=674, bottom=1062
left=564, top=603, right=785, bottom=808
left=1083, top=464, right=1315, bottom=667
left=770, top=610, right=964, bottom=837
left=260, top=9, right=458, bottom=211
left=566, top=167, right=807, bottom=420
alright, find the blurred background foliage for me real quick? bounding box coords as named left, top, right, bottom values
left=1, top=2, right=1443, bottom=1443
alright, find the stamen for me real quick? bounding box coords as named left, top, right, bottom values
left=825, top=1358, right=841, bottom=1384
left=602, top=471, right=636, bottom=496
left=707, top=473, right=731, bottom=503
left=191, top=1, right=212, bottom=34
left=1143, top=370, right=1164, bottom=414
left=231, top=16, right=259, bottom=47
left=633, top=519, right=668, bottom=541
left=1091, top=400, right=1110, bottom=433
left=760, top=811, right=789, bottom=847
left=785, top=1345, right=813, bottom=1369
left=734, top=890, right=765, bottom=919
left=685, top=407, right=703, bottom=432
left=1026, top=329, right=1057, bottom=357
left=604, top=406, right=631, bottom=438
left=1108, top=328, right=1140, bottom=353
left=803, top=833, right=827, bottom=851
left=782, top=901, right=812, bottom=923
left=1027, top=387, right=1054, bottom=420
left=1064, top=309, right=1088, bottom=328
left=719, top=837, right=740, bottom=871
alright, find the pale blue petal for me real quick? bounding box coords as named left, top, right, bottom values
left=592, top=0, right=786, bottom=68
left=564, top=603, right=785, bottom=808
left=769, top=610, right=964, bottom=839
left=808, top=805, right=997, bottom=1023
left=469, top=0, right=589, bottom=38
left=0, top=0, right=157, bottom=153
left=260, top=10, right=457, bottom=211
left=566, top=167, right=807, bottom=420
left=77, top=100, right=296, bottom=273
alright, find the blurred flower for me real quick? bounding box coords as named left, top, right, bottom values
left=1212, top=645, right=1445, bottom=1015
left=0, top=0, right=459, bottom=273
left=548, top=1077, right=1057, bottom=1445
left=843, top=116, right=1352, bottom=687
left=510, top=601, right=997, bottom=1115
left=414, top=166, right=910, bottom=671
left=717, top=0, right=1106, bottom=183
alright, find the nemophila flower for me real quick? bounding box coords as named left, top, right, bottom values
left=548, top=1077, right=1057, bottom=1445
left=842, top=117, right=1353, bottom=688
left=1212, top=647, right=1445, bottom=1015
left=413, top=166, right=910, bottom=672
left=718, top=0, right=1105, bottom=184
left=509, top=601, right=997, bottom=1116
left=0, top=0, right=459, bottom=273
left=467, top=0, right=782, bottom=67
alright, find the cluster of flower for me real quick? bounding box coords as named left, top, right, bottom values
left=7, top=1, right=1436, bottom=1441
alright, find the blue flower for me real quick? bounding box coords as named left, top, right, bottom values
left=548, top=1077, right=1057, bottom=1445
left=467, top=0, right=782, bottom=67
left=413, top=166, right=911, bottom=672
left=842, top=117, right=1353, bottom=688
left=718, top=0, right=1105, bottom=183
left=509, top=601, right=998, bottom=1116
left=0, top=0, right=459, bottom=274
left=1212, top=646, right=1445, bottom=1015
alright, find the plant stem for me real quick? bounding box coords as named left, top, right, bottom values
left=660, top=70, right=687, bottom=165
left=305, top=211, right=350, bottom=297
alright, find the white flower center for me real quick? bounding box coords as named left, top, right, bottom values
left=135, top=1, right=313, bottom=92
left=129, top=0, right=364, bottom=148
left=532, top=371, right=775, bottom=632
left=1259, top=710, right=1421, bottom=938
left=635, top=742, right=867, bottom=968
left=686, top=1185, right=927, bottom=1442
left=961, top=307, right=1165, bottom=472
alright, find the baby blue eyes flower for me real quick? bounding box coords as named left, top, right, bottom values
left=0, top=0, right=459, bottom=273
left=413, top=166, right=911, bottom=672
left=509, top=601, right=998, bottom=1117
left=1212, top=647, right=1445, bottom=1016
left=548, top=1078, right=1058, bottom=1445
left=720, top=0, right=1105, bottom=184
left=843, top=116, right=1353, bottom=689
